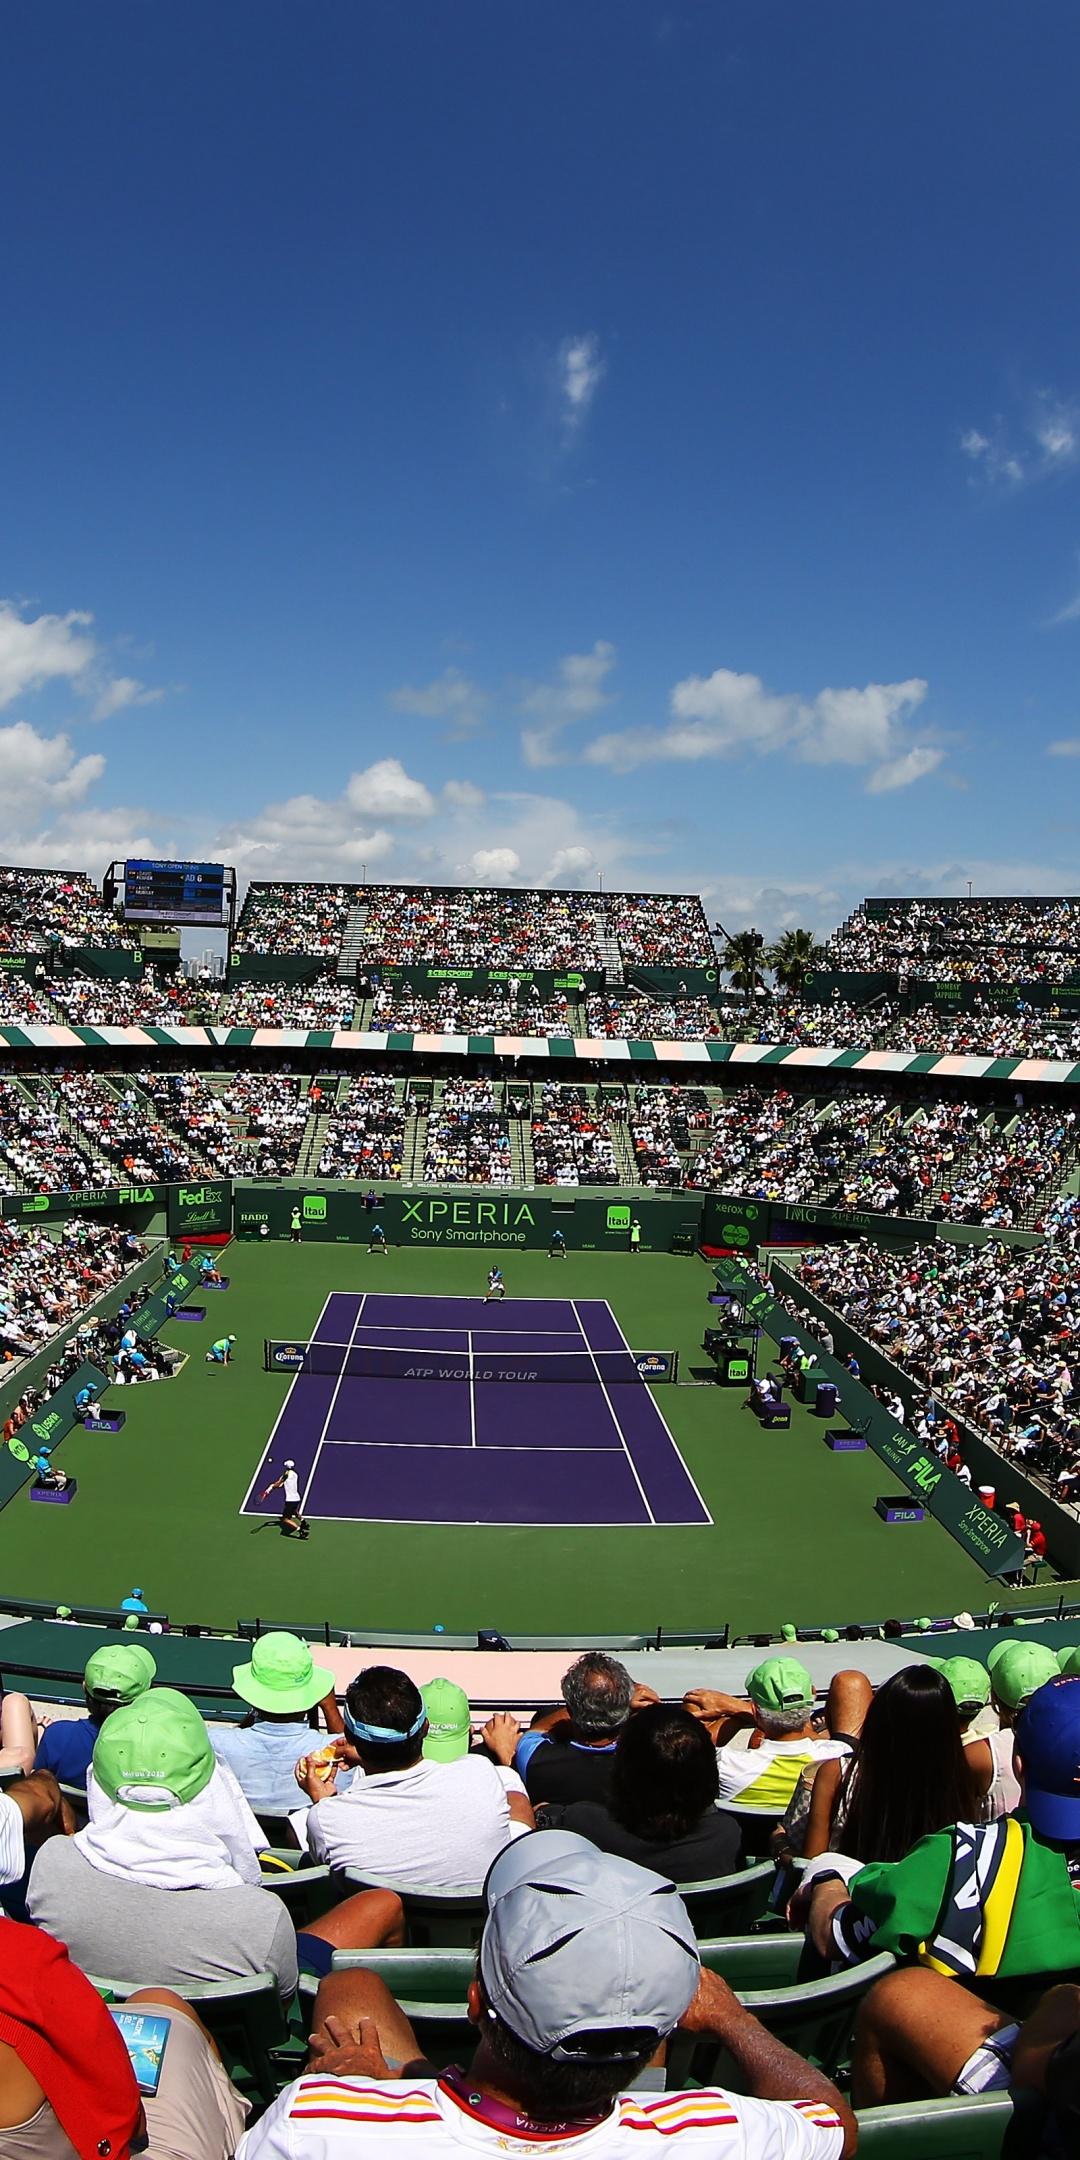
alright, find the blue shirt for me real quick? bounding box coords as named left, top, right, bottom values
left=514, top=1731, right=618, bottom=1777
left=34, top=1716, right=102, bottom=1784
left=210, top=1720, right=354, bottom=1817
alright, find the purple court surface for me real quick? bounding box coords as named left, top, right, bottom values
left=241, top=1292, right=711, bottom=1527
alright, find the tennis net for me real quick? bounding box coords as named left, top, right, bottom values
left=264, top=1338, right=646, bottom=1383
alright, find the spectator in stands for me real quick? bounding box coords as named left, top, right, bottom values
left=0, top=1692, right=36, bottom=1779
left=545, top=1703, right=743, bottom=1881
left=0, top=1911, right=251, bottom=2160
left=0, top=1768, right=69, bottom=1894
left=238, top=1831, right=854, bottom=2160
left=297, top=1665, right=533, bottom=1885
left=210, top=1631, right=344, bottom=1818
left=801, top=1675, right=1080, bottom=1989
left=966, top=1640, right=1062, bottom=1818
left=800, top=1665, right=984, bottom=1864
left=512, top=1653, right=639, bottom=1806
left=33, top=1641, right=156, bottom=1785
left=684, top=1658, right=870, bottom=1812
left=850, top=1961, right=1080, bottom=2112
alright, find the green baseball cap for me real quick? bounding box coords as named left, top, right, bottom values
left=421, top=1678, right=472, bottom=1761
left=931, top=1656, right=991, bottom=1713
left=745, top=1656, right=815, bottom=1714
left=93, top=1687, right=215, bottom=1811
left=988, top=1640, right=1061, bottom=1711
left=84, top=1642, right=157, bottom=1706
left=1057, top=1646, right=1080, bottom=1679
left=231, top=1631, right=334, bottom=1715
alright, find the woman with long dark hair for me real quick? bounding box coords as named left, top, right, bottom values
left=552, top=1702, right=741, bottom=1880
left=803, top=1665, right=987, bottom=1865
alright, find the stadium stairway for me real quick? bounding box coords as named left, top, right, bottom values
left=296, top=1087, right=339, bottom=1179
left=510, top=1101, right=535, bottom=1185
left=402, top=1092, right=429, bottom=1181
left=595, top=908, right=624, bottom=985
left=336, top=899, right=369, bottom=982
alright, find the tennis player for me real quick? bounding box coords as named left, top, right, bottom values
left=548, top=1227, right=567, bottom=1258
left=485, top=1264, right=506, bottom=1301
left=368, top=1220, right=387, bottom=1256
left=261, top=1459, right=310, bottom=1539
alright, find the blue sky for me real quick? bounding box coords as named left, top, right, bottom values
left=2, top=2, right=1080, bottom=935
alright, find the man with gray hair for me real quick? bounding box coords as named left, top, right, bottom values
left=685, top=1657, right=869, bottom=1813
left=511, top=1652, right=647, bottom=1809
left=237, top=1831, right=854, bottom=2160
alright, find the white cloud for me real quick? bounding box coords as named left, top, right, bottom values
left=389, top=667, right=488, bottom=738
left=960, top=391, right=1079, bottom=492
left=0, top=720, right=105, bottom=826
left=519, top=641, right=617, bottom=767
left=345, top=758, right=436, bottom=821
left=583, top=666, right=936, bottom=791
left=0, top=604, right=96, bottom=710
left=0, top=601, right=162, bottom=723
left=470, top=847, right=521, bottom=881
left=1048, top=738, right=1080, bottom=757
left=443, top=779, right=485, bottom=809
left=89, top=676, right=163, bottom=722
left=558, top=334, right=605, bottom=435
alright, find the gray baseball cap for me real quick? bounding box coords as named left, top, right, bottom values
left=480, top=1831, right=700, bottom=2062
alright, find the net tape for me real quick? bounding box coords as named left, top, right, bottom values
left=265, top=1338, right=646, bottom=1384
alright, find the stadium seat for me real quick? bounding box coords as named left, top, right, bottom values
left=255, top=1811, right=302, bottom=1850
left=259, top=1853, right=339, bottom=1929
left=676, top=1858, right=777, bottom=1935
left=297, top=1948, right=473, bottom=2067
left=342, top=1869, right=486, bottom=1947
left=666, top=1943, right=897, bottom=2087
left=714, top=1801, right=784, bottom=1856
left=88, top=1970, right=291, bottom=2105
left=856, top=2093, right=1033, bottom=2160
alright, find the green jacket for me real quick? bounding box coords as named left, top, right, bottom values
left=850, top=1817, right=1080, bottom=1979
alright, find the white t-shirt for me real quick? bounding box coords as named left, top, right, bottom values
left=305, top=1755, right=523, bottom=1887
left=715, top=1737, right=850, bottom=1811
left=0, top=1792, right=25, bottom=1883
left=238, top=2076, right=844, bottom=2160
left=283, top=1470, right=302, bottom=1506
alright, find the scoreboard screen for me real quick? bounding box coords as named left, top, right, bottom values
left=123, top=860, right=227, bottom=926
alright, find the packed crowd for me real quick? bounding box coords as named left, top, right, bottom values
left=362, top=887, right=603, bottom=969
left=0, top=971, right=62, bottom=1028
left=53, top=972, right=187, bottom=1029
left=793, top=1226, right=1080, bottom=1500
left=607, top=891, right=713, bottom=965
left=133, top=1071, right=241, bottom=1175
left=630, top=1086, right=712, bottom=1186
left=685, top=1088, right=822, bottom=1200
left=531, top=1084, right=621, bottom=1184
left=213, top=980, right=358, bottom=1031
left=746, top=999, right=894, bottom=1048
left=423, top=1079, right=514, bottom=1184
left=216, top=1074, right=309, bottom=1176
left=234, top=883, right=355, bottom=956
left=0, top=866, right=135, bottom=950
left=0, top=1214, right=146, bottom=1370
left=371, top=984, right=574, bottom=1037
left=0, top=1077, right=104, bottom=1193
left=317, top=1075, right=406, bottom=1179
left=5, top=1632, right=1080, bottom=2154
left=584, top=994, right=722, bottom=1039
left=829, top=898, right=1080, bottom=982
left=53, top=1073, right=206, bottom=1185
left=888, top=1007, right=1080, bottom=1060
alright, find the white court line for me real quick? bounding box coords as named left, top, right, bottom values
left=238, top=1288, right=335, bottom=1517
left=571, top=1298, right=655, bottom=1527
left=600, top=1298, right=713, bottom=1528
left=468, top=1332, right=476, bottom=1448
left=300, top=1293, right=367, bottom=1516
left=316, top=1437, right=625, bottom=1452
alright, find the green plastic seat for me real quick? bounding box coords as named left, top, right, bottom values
left=297, top=1947, right=475, bottom=2068
left=856, top=2093, right=1022, bottom=2160
left=259, top=1854, right=339, bottom=1929
left=342, top=1869, right=486, bottom=1947
left=667, top=1942, right=897, bottom=2086
left=88, top=1970, right=290, bottom=2105
left=677, top=1859, right=777, bottom=1937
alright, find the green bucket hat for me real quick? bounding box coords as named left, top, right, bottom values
left=93, top=1687, right=215, bottom=1811
left=84, top=1641, right=157, bottom=1706
left=745, top=1656, right=815, bottom=1715
left=231, top=1631, right=334, bottom=1715
left=988, top=1640, right=1061, bottom=1711
left=422, top=1678, right=472, bottom=1761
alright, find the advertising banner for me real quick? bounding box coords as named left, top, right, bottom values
left=167, top=1182, right=233, bottom=1238
left=234, top=1184, right=703, bottom=1253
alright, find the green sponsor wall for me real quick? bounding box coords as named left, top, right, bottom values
left=167, top=1182, right=233, bottom=1237
left=229, top=955, right=333, bottom=984
left=234, top=1184, right=702, bottom=1252
left=0, top=1184, right=165, bottom=1227
left=622, top=966, right=718, bottom=997
left=365, top=966, right=599, bottom=995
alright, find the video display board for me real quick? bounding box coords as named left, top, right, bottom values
left=123, top=860, right=227, bottom=925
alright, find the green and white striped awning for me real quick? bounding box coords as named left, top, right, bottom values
left=0, top=1023, right=1077, bottom=1084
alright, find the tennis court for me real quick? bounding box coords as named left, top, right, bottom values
left=241, top=1291, right=711, bottom=1526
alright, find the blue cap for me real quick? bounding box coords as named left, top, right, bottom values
left=1017, top=1675, right=1080, bottom=1840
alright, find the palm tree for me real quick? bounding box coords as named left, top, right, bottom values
left=721, top=929, right=768, bottom=1004
left=767, top=927, right=827, bottom=996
